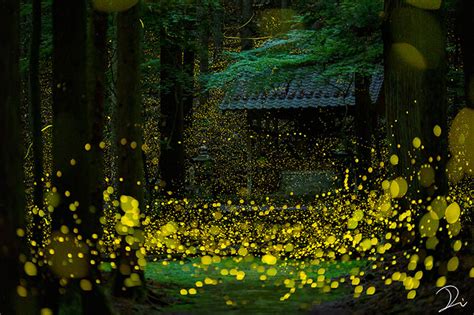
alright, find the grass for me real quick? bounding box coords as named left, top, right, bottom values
left=145, top=256, right=367, bottom=314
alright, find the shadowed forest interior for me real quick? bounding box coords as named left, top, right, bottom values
left=0, top=0, right=473, bottom=314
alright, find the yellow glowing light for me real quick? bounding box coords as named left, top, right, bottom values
left=17, top=285, right=27, bottom=297
left=41, top=309, right=53, bottom=315
left=418, top=165, right=435, bottom=187
left=433, top=125, right=442, bottom=137
left=436, top=276, right=446, bottom=287
left=390, top=177, right=408, bottom=198
left=80, top=279, right=93, bottom=291
left=262, top=254, right=277, bottom=265
left=449, top=108, right=474, bottom=176
left=412, top=137, right=421, bottom=148
left=92, top=0, right=139, bottom=13
left=366, top=286, right=376, bottom=295
left=392, top=43, right=427, bottom=70
left=447, top=256, right=459, bottom=272
left=445, top=202, right=461, bottom=224
left=406, top=0, right=442, bottom=10
left=390, top=154, right=399, bottom=166
left=407, top=290, right=416, bottom=299
left=201, top=255, right=212, bottom=265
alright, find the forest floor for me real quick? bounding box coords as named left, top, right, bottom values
left=113, top=257, right=365, bottom=315
left=112, top=255, right=474, bottom=315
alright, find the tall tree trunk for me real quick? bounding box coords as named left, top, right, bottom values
left=160, top=30, right=185, bottom=196
left=81, top=10, right=113, bottom=314
left=241, top=0, right=254, bottom=51
left=211, top=1, right=224, bottom=60
left=49, top=0, right=91, bottom=312
left=354, top=73, right=373, bottom=185
left=383, top=1, right=448, bottom=197
left=38, top=2, right=113, bottom=308
left=51, top=0, right=89, bottom=233
left=29, top=0, right=44, bottom=215
left=198, top=3, right=209, bottom=74
left=383, top=0, right=449, bottom=265
left=88, top=11, right=108, bottom=225
left=113, top=1, right=146, bottom=298
left=0, top=0, right=31, bottom=313
left=183, top=6, right=196, bottom=120
left=457, top=0, right=474, bottom=109
left=183, top=48, right=195, bottom=119
left=198, top=1, right=210, bottom=103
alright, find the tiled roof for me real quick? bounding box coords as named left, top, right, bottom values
left=220, top=71, right=383, bottom=110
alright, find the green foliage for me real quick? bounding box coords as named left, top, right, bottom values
left=207, top=0, right=383, bottom=93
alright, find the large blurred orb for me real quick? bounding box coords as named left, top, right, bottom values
left=46, top=231, right=89, bottom=278
left=405, top=0, right=442, bottom=10
left=448, top=107, right=474, bottom=178
left=93, top=0, right=138, bottom=13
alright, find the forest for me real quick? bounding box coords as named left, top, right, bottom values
left=0, top=0, right=473, bottom=314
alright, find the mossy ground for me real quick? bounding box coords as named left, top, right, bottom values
left=141, top=257, right=366, bottom=314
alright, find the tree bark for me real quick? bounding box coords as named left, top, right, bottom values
left=49, top=0, right=90, bottom=312
left=383, top=0, right=450, bottom=269
left=51, top=0, right=89, bottom=230
left=457, top=0, right=474, bottom=109
left=114, top=1, right=146, bottom=298
left=183, top=48, right=195, bottom=119
left=354, top=72, right=374, bottom=184
left=241, top=0, right=254, bottom=51
left=160, top=29, right=186, bottom=196
left=198, top=2, right=210, bottom=75
left=82, top=10, right=113, bottom=314
left=383, top=0, right=448, bottom=196
left=29, top=0, right=44, bottom=213
left=0, top=0, right=30, bottom=313
left=211, top=1, right=224, bottom=60
left=86, top=11, right=108, bottom=235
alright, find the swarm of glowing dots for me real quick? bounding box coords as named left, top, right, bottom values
left=46, top=232, right=89, bottom=278
left=92, top=0, right=138, bottom=12
left=446, top=158, right=465, bottom=184
left=258, top=9, right=300, bottom=36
